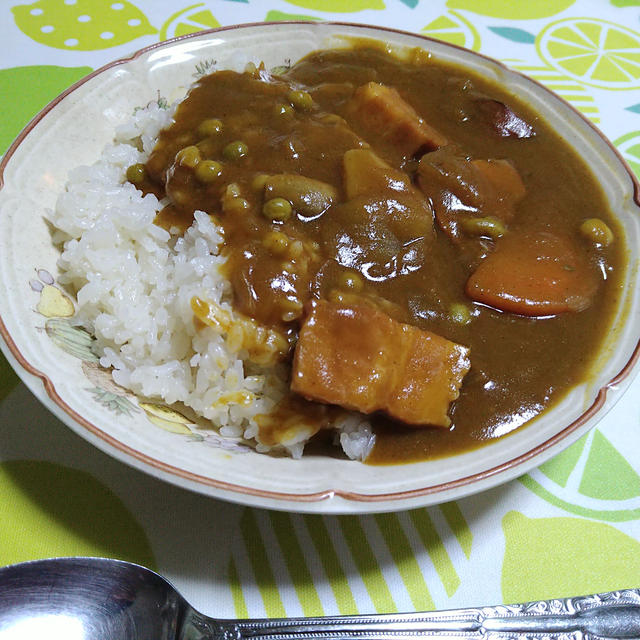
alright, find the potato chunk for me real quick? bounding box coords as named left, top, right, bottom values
left=343, top=148, right=416, bottom=199
left=291, top=300, right=470, bottom=427
left=264, top=174, right=337, bottom=219
left=346, top=82, right=447, bottom=157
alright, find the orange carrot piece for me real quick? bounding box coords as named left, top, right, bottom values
left=291, top=300, right=470, bottom=427
left=346, top=82, right=447, bottom=157
left=466, top=230, right=599, bottom=316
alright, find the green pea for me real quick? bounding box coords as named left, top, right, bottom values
left=288, top=90, right=313, bottom=112
left=222, top=140, right=248, bottom=161
left=460, top=216, right=506, bottom=239
left=194, top=160, right=223, bottom=183
left=338, top=270, right=363, bottom=292
left=449, top=303, right=472, bottom=325
left=175, top=145, right=201, bottom=168
left=197, top=118, right=223, bottom=138
left=263, top=230, right=289, bottom=255
left=274, top=103, right=295, bottom=119
left=226, top=197, right=250, bottom=215
left=126, top=163, right=146, bottom=184
left=263, top=197, right=293, bottom=222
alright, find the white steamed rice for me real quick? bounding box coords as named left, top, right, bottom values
left=49, top=99, right=375, bottom=460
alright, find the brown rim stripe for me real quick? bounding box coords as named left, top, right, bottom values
left=1, top=21, right=639, bottom=506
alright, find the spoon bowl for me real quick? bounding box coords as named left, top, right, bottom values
left=1, top=557, right=640, bottom=640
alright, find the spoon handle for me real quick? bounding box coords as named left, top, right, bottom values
left=191, top=589, right=640, bottom=640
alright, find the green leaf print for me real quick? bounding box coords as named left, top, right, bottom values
left=12, top=0, right=156, bottom=51
left=0, top=65, right=91, bottom=155
left=488, top=26, right=535, bottom=44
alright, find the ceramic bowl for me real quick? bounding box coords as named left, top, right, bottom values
left=0, top=22, right=638, bottom=513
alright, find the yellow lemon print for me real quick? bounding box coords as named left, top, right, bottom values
left=159, top=3, right=220, bottom=41
left=520, top=428, right=640, bottom=521
left=445, top=0, right=574, bottom=20
left=422, top=11, right=481, bottom=52
left=537, top=18, right=640, bottom=90
left=12, top=0, right=157, bottom=51
left=502, top=511, right=640, bottom=602
left=506, top=60, right=600, bottom=123
left=283, top=0, right=384, bottom=13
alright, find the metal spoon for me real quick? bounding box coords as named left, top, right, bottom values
left=0, top=557, right=639, bottom=640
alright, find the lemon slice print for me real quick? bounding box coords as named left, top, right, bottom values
left=505, top=60, right=600, bottom=123
left=537, top=18, right=640, bottom=90
left=12, top=0, right=157, bottom=51
left=614, top=130, right=640, bottom=178
left=520, top=428, right=640, bottom=521
left=445, top=0, right=574, bottom=19
left=159, top=3, right=220, bottom=41
left=283, top=0, right=384, bottom=12
left=422, top=11, right=480, bottom=52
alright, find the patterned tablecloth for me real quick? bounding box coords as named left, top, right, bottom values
left=1, top=0, right=640, bottom=620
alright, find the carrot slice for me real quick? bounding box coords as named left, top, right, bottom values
left=291, top=300, right=470, bottom=427
left=466, top=230, right=599, bottom=316
left=346, top=82, right=447, bottom=157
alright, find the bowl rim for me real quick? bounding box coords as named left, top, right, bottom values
left=1, top=20, right=639, bottom=510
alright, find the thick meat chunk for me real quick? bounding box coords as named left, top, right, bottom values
left=345, top=82, right=447, bottom=157
left=291, top=300, right=470, bottom=427
left=417, top=149, right=525, bottom=242
left=474, top=98, right=535, bottom=139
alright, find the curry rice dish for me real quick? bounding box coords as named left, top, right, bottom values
left=50, top=44, right=625, bottom=464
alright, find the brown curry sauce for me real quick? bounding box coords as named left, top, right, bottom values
left=135, top=45, right=625, bottom=464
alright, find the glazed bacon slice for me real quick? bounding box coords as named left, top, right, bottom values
left=291, top=300, right=470, bottom=427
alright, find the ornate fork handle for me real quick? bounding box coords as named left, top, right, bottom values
left=190, top=589, right=640, bottom=640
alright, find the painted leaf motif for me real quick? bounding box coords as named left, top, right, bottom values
left=45, top=318, right=99, bottom=363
